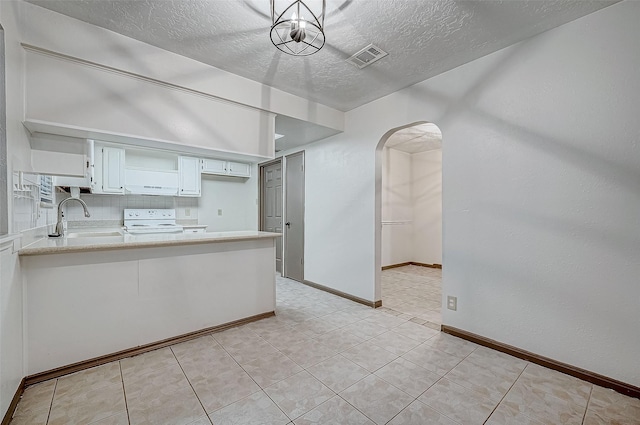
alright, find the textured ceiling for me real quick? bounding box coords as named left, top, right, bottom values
left=27, top=0, right=616, bottom=112
left=386, top=123, right=442, bottom=154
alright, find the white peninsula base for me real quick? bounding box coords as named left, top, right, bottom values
left=22, top=236, right=276, bottom=376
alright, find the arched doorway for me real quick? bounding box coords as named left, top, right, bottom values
left=374, top=122, right=443, bottom=327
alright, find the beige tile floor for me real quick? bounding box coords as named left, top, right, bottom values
left=11, top=274, right=640, bottom=425
left=381, top=265, right=443, bottom=327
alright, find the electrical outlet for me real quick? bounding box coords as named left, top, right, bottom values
left=447, top=296, right=457, bottom=311
left=218, top=209, right=223, bottom=216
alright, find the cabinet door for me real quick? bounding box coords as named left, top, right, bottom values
left=179, top=156, right=201, bottom=197
left=201, top=158, right=227, bottom=175
left=102, top=147, right=125, bottom=194
left=227, top=161, right=251, bottom=177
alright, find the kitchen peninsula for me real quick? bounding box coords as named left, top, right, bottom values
left=20, top=230, right=279, bottom=378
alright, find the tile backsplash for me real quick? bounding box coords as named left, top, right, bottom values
left=56, top=192, right=199, bottom=225
left=13, top=192, right=56, bottom=233
left=12, top=171, right=200, bottom=234
left=12, top=172, right=57, bottom=233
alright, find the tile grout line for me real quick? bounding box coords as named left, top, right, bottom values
left=215, top=328, right=293, bottom=390
left=44, top=379, right=58, bottom=425
left=517, top=364, right=596, bottom=422
left=214, top=327, right=327, bottom=422
left=236, top=279, right=389, bottom=420
left=334, top=392, right=381, bottom=424
left=401, top=342, right=478, bottom=425
left=256, top=323, right=345, bottom=422
left=581, top=385, right=594, bottom=425
left=328, top=329, right=433, bottom=425
left=179, top=332, right=261, bottom=415
left=481, top=361, right=530, bottom=425
left=209, top=329, right=295, bottom=420
left=117, top=362, right=132, bottom=425
left=226, top=308, right=386, bottom=422
left=169, top=346, right=214, bottom=425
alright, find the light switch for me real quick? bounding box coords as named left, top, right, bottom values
left=218, top=209, right=223, bottom=216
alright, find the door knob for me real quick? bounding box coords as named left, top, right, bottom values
left=285, top=222, right=291, bottom=227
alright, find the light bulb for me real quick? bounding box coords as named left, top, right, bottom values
left=289, top=10, right=306, bottom=42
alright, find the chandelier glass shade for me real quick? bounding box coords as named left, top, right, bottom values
left=270, top=0, right=326, bottom=56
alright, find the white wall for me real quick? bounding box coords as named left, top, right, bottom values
left=198, top=171, right=259, bottom=232
left=380, top=147, right=442, bottom=267
left=296, top=1, right=640, bottom=386
left=3, top=3, right=30, bottom=178
left=412, top=149, right=442, bottom=265
left=24, top=49, right=276, bottom=160
left=381, top=147, right=413, bottom=267
left=0, top=0, right=29, bottom=416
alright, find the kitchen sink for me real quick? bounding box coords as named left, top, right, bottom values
left=66, top=231, right=123, bottom=238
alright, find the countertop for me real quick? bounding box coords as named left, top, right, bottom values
left=19, top=229, right=281, bottom=256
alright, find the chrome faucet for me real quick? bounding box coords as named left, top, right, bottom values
left=50, top=197, right=91, bottom=237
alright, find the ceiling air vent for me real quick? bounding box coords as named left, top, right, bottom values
left=346, top=44, right=388, bottom=69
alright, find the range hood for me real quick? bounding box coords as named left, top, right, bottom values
left=124, top=169, right=179, bottom=196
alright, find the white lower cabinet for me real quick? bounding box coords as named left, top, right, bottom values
left=22, top=238, right=276, bottom=375
left=178, top=156, right=201, bottom=197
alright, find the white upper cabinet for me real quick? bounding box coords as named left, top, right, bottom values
left=99, top=147, right=125, bottom=194
left=227, top=161, right=252, bottom=177
left=201, top=159, right=227, bottom=175
left=201, top=159, right=251, bottom=178
left=178, top=156, right=201, bottom=197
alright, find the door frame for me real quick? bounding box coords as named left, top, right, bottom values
left=283, top=151, right=305, bottom=281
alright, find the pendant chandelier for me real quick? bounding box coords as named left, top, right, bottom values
left=270, top=0, right=326, bottom=56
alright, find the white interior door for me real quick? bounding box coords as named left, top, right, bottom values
left=261, top=160, right=283, bottom=273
